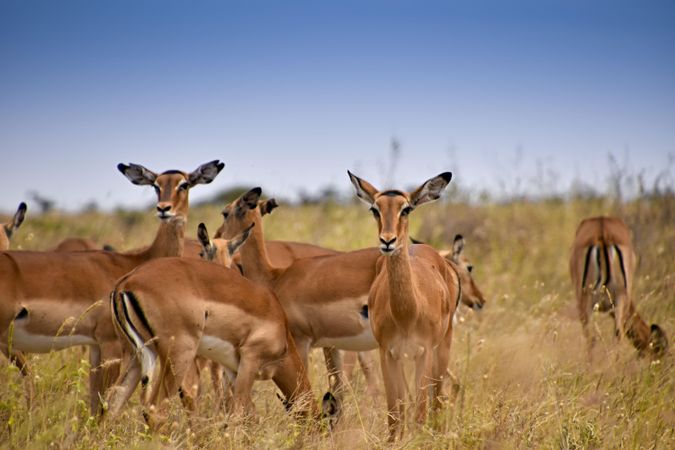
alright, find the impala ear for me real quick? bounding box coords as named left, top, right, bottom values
left=227, top=223, right=254, bottom=256
left=117, top=163, right=158, bottom=186
left=240, top=187, right=262, bottom=210
left=452, top=234, right=465, bottom=258
left=348, top=170, right=378, bottom=205
left=197, top=223, right=211, bottom=249
left=11, top=202, right=27, bottom=230
left=410, top=172, right=452, bottom=206
left=187, top=160, right=225, bottom=186
left=410, top=236, right=425, bottom=245
left=260, top=198, right=279, bottom=216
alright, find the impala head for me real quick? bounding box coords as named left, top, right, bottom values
left=217, top=187, right=278, bottom=239
left=348, top=171, right=452, bottom=255
left=117, top=160, right=225, bottom=221
left=0, top=202, right=27, bottom=251
left=443, top=234, right=487, bottom=310
left=648, top=323, right=668, bottom=358
left=197, top=222, right=253, bottom=268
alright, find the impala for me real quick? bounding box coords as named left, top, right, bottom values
left=570, top=216, right=668, bottom=358
left=0, top=160, right=224, bottom=414
left=217, top=187, right=466, bottom=423
left=0, top=202, right=27, bottom=251
left=348, top=170, right=458, bottom=441
left=105, top=224, right=337, bottom=427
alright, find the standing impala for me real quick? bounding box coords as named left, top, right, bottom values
left=348, top=171, right=458, bottom=441
left=570, top=216, right=668, bottom=358
left=104, top=223, right=337, bottom=426
left=0, top=160, right=224, bottom=414
left=0, top=202, right=27, bottom=251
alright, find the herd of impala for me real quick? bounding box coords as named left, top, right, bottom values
left=0, top=160, right=668, bottom=441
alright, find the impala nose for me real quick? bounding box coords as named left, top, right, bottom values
left=156, top=204, right=173, bottom=218
left=379, top=236, right=397, bottom=253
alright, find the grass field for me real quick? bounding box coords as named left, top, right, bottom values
left=1, top=193, right=673, bottom=449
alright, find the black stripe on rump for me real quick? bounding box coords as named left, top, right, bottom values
left=614, top=245, right=628, bottom=289
left=581, top=246, right=593, bottom=290
left=123, top=291, right=156, bottom=339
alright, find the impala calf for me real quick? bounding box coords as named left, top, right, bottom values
left=349, top=170, right=458, bottom=441
left=0, top=160, right=224, bottom=414
left=105, top=227, right=335, bottom=427
left=570, top=216, right=668, bottom=358
left=0, top=202, right=27, bottom=251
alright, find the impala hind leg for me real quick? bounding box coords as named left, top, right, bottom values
left=357, top=351, right=380, bottom=396
left=104, top=354, right=142, bottom=421
left=577, top=290, right=595, bottom=359
left=432, top=327, right=453, bottom=411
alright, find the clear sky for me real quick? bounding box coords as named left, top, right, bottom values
left=1, top=0, right=674, bottom=211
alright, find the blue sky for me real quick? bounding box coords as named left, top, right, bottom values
left=1, top=0, right=674, bottom=211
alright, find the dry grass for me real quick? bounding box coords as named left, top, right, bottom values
left=1, top=195, right=673, bottom=449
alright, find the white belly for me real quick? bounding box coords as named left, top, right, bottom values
left=314, top=327, right=378, bottom=351
left=10, top=323, right=96, bottom=353
left=198, top=335, right=240, bottom=372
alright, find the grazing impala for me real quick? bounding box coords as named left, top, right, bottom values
left=105, top=224, right=337, bottom=427
left=348, top=171, right=458, bottom=441
left=570, top=216, right=668, bottom=358
left=0, top=202, right=27, bottom=251
left=0, top=160, right=224, bottom=414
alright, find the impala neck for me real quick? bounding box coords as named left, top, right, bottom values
left=143, top=217, right=186, bottom=259
left=240, top=214, right=277, bottom=284
left=383, top=239, right=418, bottom=324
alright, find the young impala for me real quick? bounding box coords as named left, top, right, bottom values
left=570, top=216, right=668, bottom=358
left=348, top=170, right=458, bottom=441
left=0, top=160, right=224, bottom=414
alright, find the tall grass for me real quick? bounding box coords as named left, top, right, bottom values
left=1, top=194, right=673, bottom=449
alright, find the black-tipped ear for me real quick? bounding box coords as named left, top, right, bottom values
left=260, top=198, right=279, bottom=216
left=452, top=234, right=465, bottom=256
left=348, top=170, right=378, bottom=205
left=241, top=187, right=262, bottom=210
left=187, top=160, right=225, bottom=186
left=227, top=223, right=254, bottom=256
left=12, top=202, right=27, bottom=229
left=197, top=223, right=210, bottom=248
left=117, top=163, right=158, bottom=186
left=410, top=172, right=452, bottom=206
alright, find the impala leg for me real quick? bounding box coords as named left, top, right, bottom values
left=577, top=290, right=595, bottom=358
left=323, top=347, right=345, bottom=396
left=146, top=346, right=197, bottom=430
left=231, top=353, right=261, bottom=419
left=432, top=326, right=453, bottom=411
left=178, top=360, right=201, bottom=414
left=380, top=348, right=405, bottom=442
left=357, top=351, right=380, bottom=396
left=89, top=345, right=103, bottom=415
left=104, top=352, right=142, bottom=421
left=414, top=346, right=433, bottom=425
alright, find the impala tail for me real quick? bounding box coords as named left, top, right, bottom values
left=111, top=289, right=158, bottom=396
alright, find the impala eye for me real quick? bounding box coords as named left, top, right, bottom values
left=401, top=206, right=413, bottom=217
left=152, top=185, right=160, bottom=194
left=467, top=265, right=474, bottom=273
left=370, top=207, right=380, bottom=218
left=178, top=182, right=189, bottom=191
left=222, top=211, right=229, bottom=219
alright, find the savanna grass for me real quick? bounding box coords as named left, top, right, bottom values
left=1, top=195, right=673, bottom=448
